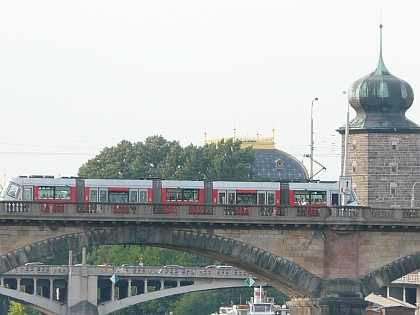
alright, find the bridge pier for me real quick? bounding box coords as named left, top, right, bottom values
left=66, top=300, right=99, bottom=315
left=287, top=278, right=369, bottom=315
left=287, top=297, right=368, bottom=315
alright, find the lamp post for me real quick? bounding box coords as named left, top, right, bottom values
left=340, top=91, right=351, bottom=206
left=310, top=97, right=319, bottom=180
left=343, top=91, right=350, bottom=176
left=411, top=181, right=419, bottom=207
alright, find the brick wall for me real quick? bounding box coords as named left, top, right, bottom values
left=342, top=133, right=420, bottom=207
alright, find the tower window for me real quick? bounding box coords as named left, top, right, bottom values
left=390, top=163, right=398, bottom=174
left=390, top=138, right=399, bottom=151
left=390, top=183, right=397, bottom=195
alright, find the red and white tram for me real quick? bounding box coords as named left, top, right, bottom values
left=0, top=176, right=358, bottom=207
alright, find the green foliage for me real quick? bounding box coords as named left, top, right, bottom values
left=78, top=136, right=259, bottom=181
left=86, top=245, right=213, bottom=268
left=78, top=136, right=184, bottom=179
left=8, top=301, right=45, bottom=315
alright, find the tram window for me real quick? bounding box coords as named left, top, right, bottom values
left=38, top=186, right=54, bottom=199
left=218, top=192, right=226, bottom=204
left=99, top=191, right=107, bottom=202
left=90, top=190, right=98, bottom=202
left=258, top=193, right=265, bottom=205
left=294, top=191, right=309, bottom=203
left=294, top=190, right=326, bottom=204
left=167, top=188, right=199, bottom=201
left=183, top=189, right=199, bottom=202
left=130, top=191, right=138, bottom=203
left=237, top=193, right=257, bottom=205
left=7, top=182, right=21, bottom=199
left=267, top=193, right=275, bottom=205
left=228, top=193, right=235, bottom=204
left=24, top=188, right=33, bottom=201
left=311, top=191, right=327, bottom=204
left=55, top=186, right=71, bottom=199
left=139, top=191, right=147, bottom=203
left=109, top=191, right=128, bottom=203
left=167, top=188, right=181, bottom=201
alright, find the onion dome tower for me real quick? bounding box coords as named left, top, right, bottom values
left=338, top=24, right=420, bottom=207
left=347, top=24, right=417, bottom=131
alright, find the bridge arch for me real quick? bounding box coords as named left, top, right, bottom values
left=359, top=252, right=420, bottom=296
left=0, top=274, right=266, bottom=315
left=0, top=286, right=67, bottom=315
left=0, top=226, right=322, bottom=297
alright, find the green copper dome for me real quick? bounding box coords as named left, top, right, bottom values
left=346, top=24, right=419, bottom=132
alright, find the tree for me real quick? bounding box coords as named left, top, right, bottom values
left=8, top=301, right=44, bottom=315
left=78, top=136, right=259, bottom=182
left=78, top=136, right=183, bottom=179
left=86, top=245, right=213, bottom=268
left=201, top=138, right=257, bottom=181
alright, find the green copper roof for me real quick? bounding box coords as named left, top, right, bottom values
left=341, top=24, right=419, bottom=133
left=372, top=24, right=391, bottom=76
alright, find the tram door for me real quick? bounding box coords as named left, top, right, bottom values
left=88, top=188, right=100, bottom=213
left=218, top=191, right=226, bottom=204
left=23, top=186, right=33, bottom=201
left=217, top=191, right=236, bottom=204
left=267, top=191, right=275, bottom=205
left=99, top=189, right=107, bottom=202
left=90, top=189, right=98, bottom=202
left=331, top=193, right=339, bottom=205
left=139, top=190, right=148, bottom=203
left=89, top=188, right=107, bottom=202
left=227, top=191, right=236, bottom=204
left=258, top=192, right=266, bottom=205
left=129, top=189, right=138, bottom=203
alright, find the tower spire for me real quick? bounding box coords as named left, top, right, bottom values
left=373, top=23, right=390, bottom=75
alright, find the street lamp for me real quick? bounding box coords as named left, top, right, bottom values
left=411, top=181, right=419, bottom=207
left=310, top=97, right=319, bottom=180
left=343, top=91, right=350, bottom=176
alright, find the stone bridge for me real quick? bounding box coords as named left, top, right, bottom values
left=1, top=202, right=420, bottom=314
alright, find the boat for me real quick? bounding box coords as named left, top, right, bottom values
left=211, top=287, right=289, bottom=315
left=230, top=304, right=250, bottom=315
left=249, top=287, right=275, bottom=315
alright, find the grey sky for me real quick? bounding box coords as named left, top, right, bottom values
left=1, top=0, right=419, bottom=182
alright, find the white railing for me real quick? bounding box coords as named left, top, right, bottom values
left=3, top=266, right=250, bottom=279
